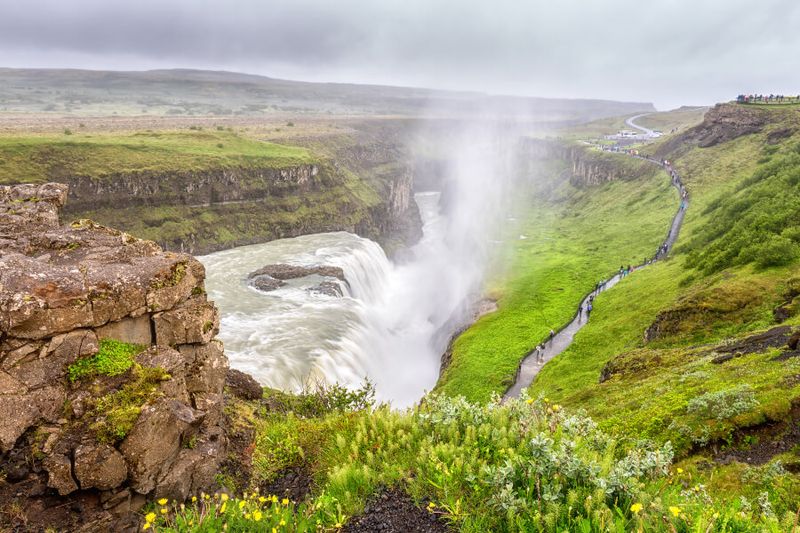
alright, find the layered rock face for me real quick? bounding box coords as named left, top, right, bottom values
left=520, top=138, right=655, bottom=187
left=0, top=184, right=228, bottom=523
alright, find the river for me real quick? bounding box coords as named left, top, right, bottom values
left=200, top=191, right=475, bottom=407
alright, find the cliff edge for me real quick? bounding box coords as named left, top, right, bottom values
left=0, top=183, right=231, bottom=531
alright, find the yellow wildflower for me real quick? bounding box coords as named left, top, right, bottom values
left=272, top=528, right=278, bottom=533
left=192, top=496, right=197, bottom=503
left=221, top=493, right=230, bottom=502
left=669, top=506, right=681, bottom=517
left=630, top=503, right=643, bottom=514
left=220, top=502, right=227, bottom=513
left=145, top=512, right=156, bottom=523
left=280, top=519, right=286, bottom=526
left=259, top=496, right=267, bottom=503
left=676, top=468, right=684, bottom=474
left=525, top=398, right=534, bottom=405
left=239, top=500, right=246, bottom=510
left=142, top=524, right=151, bottom=531
left=281, top=498, right=290, bottom=506
left=157, top=498, right=168, bottom=506
left=253, top=510, right=263, bottom=522
left=160, top=508, right=167, bottom=515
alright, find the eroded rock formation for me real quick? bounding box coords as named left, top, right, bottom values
left=0, top=183, right=230, bottom=529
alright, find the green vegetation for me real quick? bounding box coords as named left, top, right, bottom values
left=438, top=155, right=675, bottom=401
left=434, top=103, right=800, bottom=528
left=685, top=143, right=800, bottom=273
left=0, top=130, right=313, bottom=184
left=147, top=391, right=800, bottom=532
left=68, top=338, right=144, bottom=382
left=90, top=364, right=171, bottom=443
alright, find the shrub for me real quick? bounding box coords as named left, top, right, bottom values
left=687, top=385, right=759, bottom=421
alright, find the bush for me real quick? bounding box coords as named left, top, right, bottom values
left=754, top=235, right=798, bottom=268
left=687, top=386, right=759, bottom=421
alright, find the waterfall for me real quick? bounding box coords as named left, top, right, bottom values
left=202, top=128, right=517, bottom=407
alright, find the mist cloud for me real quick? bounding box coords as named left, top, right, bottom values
left=1, top=0, right=798, bottom=108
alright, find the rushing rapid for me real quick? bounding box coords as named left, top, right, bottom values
left=201, top=192, right=464, bottom=406
left=202, top=127, right=516, bottom=407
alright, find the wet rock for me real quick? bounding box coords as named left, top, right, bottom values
left=154, top=428, right=225, bottom=501
left=120, top=399, right=203, bottom=494
left=136, top=345, right=190, bottom=403
left=96, top=315, right=153, bottom=346
left=308, top=281, right=344, bottom=297
left=0, top=386, right=65, bottom=452
left=789, top=331, right=800, bottom=351
left=74, top=443, right=128, bottom=491
left=7, top=329, right=98, bottom=390
left=248, top=263, right=347, bottom=283
left=225, top=368, right=263, bottom=401
left=43, top=454, right=79, bottom=496
left=153, top=300, right=219, bottom=346
left=180, top=341, right=228, bottom=396
left=249, top=275, right=286, bottom=292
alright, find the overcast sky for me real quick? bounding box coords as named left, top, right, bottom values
left=1, top=0, right=798, bottom=109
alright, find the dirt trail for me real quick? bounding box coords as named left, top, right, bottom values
left=504, top=147, right=688, bottom=399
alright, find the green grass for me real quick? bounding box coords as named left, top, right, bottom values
left=91, top=364, right=172, bottom=443
left=437, top=156, right=676, bottom=402
left=148, top=392, right=798, bottom=532
left=0, top=129, right=313, bottom=184
left=68, top=338, right=144, bottom=382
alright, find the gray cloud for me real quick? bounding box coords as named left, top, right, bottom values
left=1, top=0, right=798, bottom=108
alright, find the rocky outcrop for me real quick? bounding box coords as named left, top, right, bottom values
left=519, top=138, right=655, bottom=187
left=248, top=263, right=347, bottom=282
left=247, top=263, right=349, bottom=294
left=686, top=103, right=768, bottom=148
left=0, top=183, right=231, bottom=529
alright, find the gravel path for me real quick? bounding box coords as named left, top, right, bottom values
left=504, top=148, right=688, bottom=399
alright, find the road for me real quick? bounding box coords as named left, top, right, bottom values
left=625, top=113, right=659, bottom=138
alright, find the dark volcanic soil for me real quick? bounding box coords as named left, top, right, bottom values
left=343, top=489, right=450, bottom=533
left=259, top=465, right=314, bottom=503
left=715, top=405, right=800, bottom=466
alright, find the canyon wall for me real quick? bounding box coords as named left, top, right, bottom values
left=520, top=138, right=656, bottom=187
left=60, top=149, right=421, bottom=257
left=0, top=184, right=231, bottom=530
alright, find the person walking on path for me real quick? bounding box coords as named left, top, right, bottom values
left=549, top=329, right=555, bottom=344
left=586, top=302, right=593, bottom=319
left=578, top=303, right=584, bottom=322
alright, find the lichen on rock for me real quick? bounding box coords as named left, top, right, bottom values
left=0, top=183, right=234, bottom=529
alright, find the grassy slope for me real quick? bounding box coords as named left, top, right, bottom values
left=437, top=155, right=676, bottom=401
left=531, top=105, right=800, bottom=509
left=0, top=129, right=313, bottom=184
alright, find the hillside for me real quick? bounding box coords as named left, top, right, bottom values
left=0, top=68, right=654, bottom=121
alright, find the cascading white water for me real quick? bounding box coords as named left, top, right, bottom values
left=201, top=126, right=516, bottom=407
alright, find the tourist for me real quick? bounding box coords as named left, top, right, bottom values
left=549, top=329, right=555, bottom=344
left=586, top=303, right=593, bottom=318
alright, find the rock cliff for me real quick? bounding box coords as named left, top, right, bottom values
left=0, top=184, right=230, bottom=530
left=62, top=153, right=421, bottom=257
left=520, top=138, right=656, bottom=187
